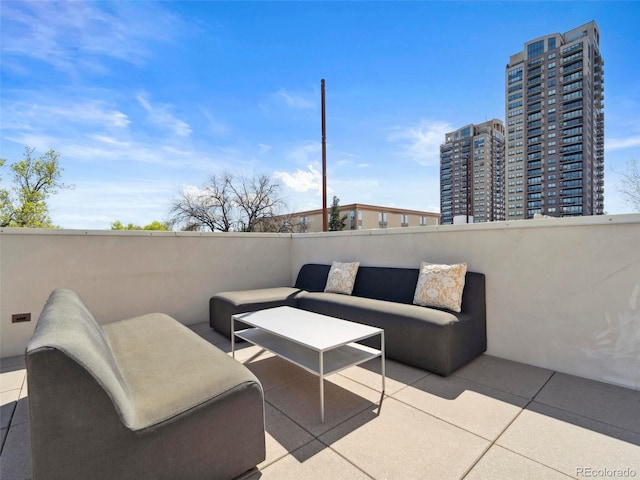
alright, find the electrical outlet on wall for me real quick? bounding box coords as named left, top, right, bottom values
left=12, top=313, right=31, bottom=323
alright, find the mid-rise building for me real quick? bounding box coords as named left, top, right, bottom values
left=283, top=203, right=440, bottom=233
left=505, top=20, right=604, bottom=219
left=440, top=120, right=506, bottom=224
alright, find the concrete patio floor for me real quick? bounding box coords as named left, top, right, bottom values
left=2, top=321, right=639, bottom=479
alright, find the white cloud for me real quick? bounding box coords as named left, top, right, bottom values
left=387, top=119, right=452, bottom=166
left=49, top=179, right=176, bottom=229
left=286, top=142, right=322, bottom=164
left=258, top=144, right=272, bottom=155
left=1, top=98, right=130, bottom=130
left=137, top=94, right=192, bottom=137
left=276, top=89, right=315, bottom=110
left=1, top=1, right=181, bottom=76
left=200, top=108, right=231, bottom=138
left=273, top=164, right=322, bottom=194
left=606, top=135, right=640, bottom=151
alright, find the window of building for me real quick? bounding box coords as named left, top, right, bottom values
left=508, top=67, right=524, bottom=85
left=527, top=40, right=545, bottom=59
left=508, top=83, right=523, bottom=93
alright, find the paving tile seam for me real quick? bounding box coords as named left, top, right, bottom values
left=316, top=438, right=377, bottom=480
left=0, top=401, right=18, bottom=458
left=263, top=396, right=373, bottom=444
left=382, top=373, right=535, bottom=443
left=259, top=437, right=318, bottom=471
left=0, top=427, right=9, bottom=456
left=436, top=373, right=534, bottom=404
left=459, top=442, right=495, bottom=479
left=531, top=371, right=558, bottom=400
left=383, top=394, right=498, bottom=444
left=526, top=400, right=640, bottom=438
left=335, top=369, right=431, bottom=396
left=491, top=392, right=538, bottom=450
left=489, top=444, right=578, bottom=479
left=260, top=371, right=314, bottom=394
left=517, top=370, right=640, bottom=437
left=455, top=370, right=553, bottom=402
left=530, top=372, right=640, bottom=435
left=482, top=370, right=560, bottom=448
left=315, top=399, right=382, bottom=439
left=263, top=399, right=304, bottom=434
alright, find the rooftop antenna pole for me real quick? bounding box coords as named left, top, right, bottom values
left=321, top=79, right=328, bottom=232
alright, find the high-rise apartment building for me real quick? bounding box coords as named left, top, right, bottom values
left=440, top=120, right=505, bottom=224
left=505, top=21, right=604, bottom=219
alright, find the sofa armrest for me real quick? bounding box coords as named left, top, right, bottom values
left=210, top=287, right=304, bottom=338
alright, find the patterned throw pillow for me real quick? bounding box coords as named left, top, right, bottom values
left=324, top=261, right=360, bottom=295
left=413, top=262, right=467, bottom=313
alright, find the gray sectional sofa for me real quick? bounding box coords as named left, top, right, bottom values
left=210, top=263, right=486, bottom=376
left=27, top=289, right=265, bottom=480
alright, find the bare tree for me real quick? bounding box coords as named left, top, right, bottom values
left=619, top=158, right=640, bottom=212
left=229, top=174, right=284, bottom=232
left=170, top=172, right=289, bottom=232
left=253, top=212, right=305, bottom=233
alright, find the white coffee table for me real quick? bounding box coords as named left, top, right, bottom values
left=232, top=306, right=385, bottom=423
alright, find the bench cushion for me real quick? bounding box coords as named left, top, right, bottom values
left=104, top=313, right=261, bottom=430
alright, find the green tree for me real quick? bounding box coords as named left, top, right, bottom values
left=328, top=195, right=347, bottom=231
left=111, top=220, right=171, bottom=231
left=0, top=147, right=65, bottom=228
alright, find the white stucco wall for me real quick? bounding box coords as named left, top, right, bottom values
left=0, top=229, right=292, bottom=358
left=2, top=215, right=639, bottom=390
left=291, top=214, right=640, bottom=390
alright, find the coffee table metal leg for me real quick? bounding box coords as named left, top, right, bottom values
left=231, top=317, right=235, bottom=358
left=319, top=352, right=325, bottom=423
left=381, top=331, right=386, bottom=393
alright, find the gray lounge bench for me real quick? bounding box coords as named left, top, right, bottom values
left=211, top=263, right=486, bottom=376
left=27, top=289, right=265, bottom=480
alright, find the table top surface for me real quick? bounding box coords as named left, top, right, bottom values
left=233, top=306, right=382, bottom=352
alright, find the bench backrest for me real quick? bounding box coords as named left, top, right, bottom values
left=26, top=289, right=134, bottom=425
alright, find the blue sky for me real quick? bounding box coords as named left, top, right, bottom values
left=1, top=1, right=639, bottom=229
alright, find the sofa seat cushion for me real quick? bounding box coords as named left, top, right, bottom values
left=103, top=313, right=261, bottom=431
left=214, top=287, right=305, bottom=307
left=297, top=292, right=477, bottom=375
left=298, top=292, right=460, bottom=326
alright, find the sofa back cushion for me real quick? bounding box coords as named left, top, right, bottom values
left=295, top=264, right=484, bottom=313
left=26, top=289, right=134, bottom=426
left=352, top=266, right=420, bottom=304
left=296, top=264, right=419, bottom=304
left=295, top=264, right=332, bottom=292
